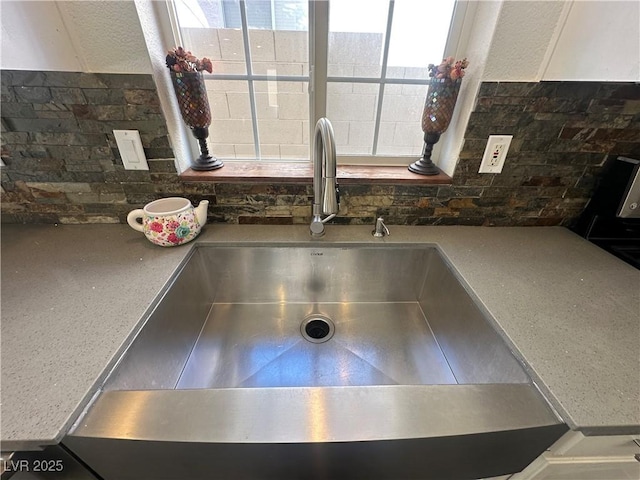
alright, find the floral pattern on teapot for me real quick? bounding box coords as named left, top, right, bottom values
left=143, top=210, right=201, bottom=247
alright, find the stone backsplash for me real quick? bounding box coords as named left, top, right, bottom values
left=1, top=70, right=639, bottom=226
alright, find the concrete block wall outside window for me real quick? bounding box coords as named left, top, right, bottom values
left=182, top=28, right=429, bottom=161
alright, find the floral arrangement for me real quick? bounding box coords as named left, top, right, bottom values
left=428, top=56, right=469, bottom=81
left=166, top=46, right=213, bottom=73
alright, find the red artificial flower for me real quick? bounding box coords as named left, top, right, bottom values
left=167, top=233, right=183, bottom=244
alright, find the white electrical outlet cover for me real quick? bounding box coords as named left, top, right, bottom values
left=479, top=135, right=513, bottom=174
left=113, top=130, right=149, bottom=171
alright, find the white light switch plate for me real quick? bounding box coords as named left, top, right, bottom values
left=113, top=130, right=149, bottom=170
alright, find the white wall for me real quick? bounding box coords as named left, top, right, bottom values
left=543, top=1, right=640, bottom=81
left=482, top=0, right=567, bottom=81
left=481, top=0, right=640, bottom=82
left=57, top=1, right=152, bottom=73
left=1, top=1, right=81, bottom=71
left=1, top=0, right=151, bottom=73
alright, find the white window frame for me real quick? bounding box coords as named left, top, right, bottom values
left=154, top=0, right=472, bottom=169
left=310, top=0, right=471, bottom=165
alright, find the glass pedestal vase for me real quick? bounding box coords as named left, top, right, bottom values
left=409, top=78, right=461, bottom=176
left=170, top=71, right=223, bottom=171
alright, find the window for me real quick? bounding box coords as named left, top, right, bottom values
left=171, top=0, right=460, bottom=164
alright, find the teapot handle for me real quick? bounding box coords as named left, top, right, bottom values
left=126, top=209, right=145, bottom=232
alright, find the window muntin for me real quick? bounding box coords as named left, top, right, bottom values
left=171, top=0, right=457, bottom=162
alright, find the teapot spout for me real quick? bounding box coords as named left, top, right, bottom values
left=195, top=200, right=209, bottom=226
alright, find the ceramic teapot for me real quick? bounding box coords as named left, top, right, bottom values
left=127, top=197, right=209, bottom=247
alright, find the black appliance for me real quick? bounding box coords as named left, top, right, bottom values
left=572, top=156, right=640, bottom=269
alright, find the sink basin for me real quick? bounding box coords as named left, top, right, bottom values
left=65, top=244, right=566, bottom=480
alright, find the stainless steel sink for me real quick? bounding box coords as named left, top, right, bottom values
left=64, top=244, right=567, bottom=480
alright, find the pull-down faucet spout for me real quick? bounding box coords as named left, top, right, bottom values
left=310, top=118, right=339, bottom=237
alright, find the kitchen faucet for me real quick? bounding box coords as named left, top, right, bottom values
left=310, top=118, right=339, bottom=237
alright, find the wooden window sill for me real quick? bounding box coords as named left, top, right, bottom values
left=180, top=163, right=451, bottom=185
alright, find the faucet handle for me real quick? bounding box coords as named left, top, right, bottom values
left=372, top=217, right=390, bottom=237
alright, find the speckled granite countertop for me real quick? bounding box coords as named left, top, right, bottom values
left=1, top=224, right=639, bottom=450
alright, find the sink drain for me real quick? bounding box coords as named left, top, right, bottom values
left=301, top=315, right=335, bottom=343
